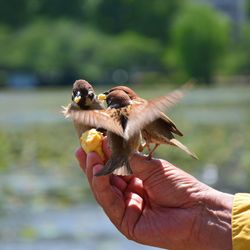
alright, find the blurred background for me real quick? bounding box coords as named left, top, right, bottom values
left=0, top=0, right=250, bottom=249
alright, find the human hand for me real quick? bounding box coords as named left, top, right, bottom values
left=75, top=138, right=233, bottom=250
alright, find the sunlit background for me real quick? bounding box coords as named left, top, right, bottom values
left=0, top=0, right=250, bottom=249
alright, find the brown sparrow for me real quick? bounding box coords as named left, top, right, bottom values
left=99, top=89, right=142, bottom=175
left=107, top=86, right=197, bottom=159
left=62, top=79, right=105, bottom=137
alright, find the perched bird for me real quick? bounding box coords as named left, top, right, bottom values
left=98, top=89, right=142, bottom=176
left=107, top=86, right=197, bottom=160
left=62, top=79, right=105, bottom=137
left=65, top=86, right=185, bottom=175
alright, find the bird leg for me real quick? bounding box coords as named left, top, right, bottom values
left=147, top=144, right=159, bottom=160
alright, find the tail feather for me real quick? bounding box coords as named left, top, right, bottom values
left=95, top=156, right=132, bottom=176
left=113, top=165, right=132, bottom=176
left=170, top=138, right=198, bottom=160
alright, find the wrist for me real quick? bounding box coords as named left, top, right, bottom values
left=197, top=189, right=233, bottom=250
left=205, top=189, right=233, bottom=226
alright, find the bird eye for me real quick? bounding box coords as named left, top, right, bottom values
left=88, top=91, right=94, bottom=100
left=106, top=98, right=112, bottom=106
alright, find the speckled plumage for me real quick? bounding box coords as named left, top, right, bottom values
left=108, top=86, right=197, bottom=159
left=62, top=79, right=105, bottom=137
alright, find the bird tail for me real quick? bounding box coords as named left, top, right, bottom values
left=170, top=138, right=198, bottom=160
left=95, top=155, right=132, bottom=176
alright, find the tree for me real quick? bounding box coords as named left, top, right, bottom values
left=169, top=4, right=230, bottom=83
left=87, top=0, right=181, bottom=42
left=1, top=19, right=163, bottom=85
left=33, top=0, right=85, bottom=20
left=0, top=0, right=30, bottom=27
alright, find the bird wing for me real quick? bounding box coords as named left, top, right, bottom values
left=62, top=105, right=124, bottom=137
left=159, top=112, right=183, bottom=136
left=124, top=88, right=184, bottom=140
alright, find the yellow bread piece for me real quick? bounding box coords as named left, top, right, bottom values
left=97, top=93, right=106, bottom=101
left=80, top=129, right=105, bottom=160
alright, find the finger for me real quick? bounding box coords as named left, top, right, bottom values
left=121, top=175, right=134, bottom=183
left=92, top=166, right=125, bottom=226
left=75, top=147, right=87, bottom=172
left=126, top=177, right=144, bottom=198
left=86, top=152, right=104, bottom=185
left=92, top=166, right=125, bottom=200
left=121, top=192, right=143, bottom=239
left=110, top=175, right=129, bottom=193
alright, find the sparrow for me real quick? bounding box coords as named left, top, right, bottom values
left=99, top=90, right=142, bottom=175
left=107, top=86, right=197, bottom=160
left=65, top=85, right=185, bottom=175
left=62, top=79, right=105, bottom=137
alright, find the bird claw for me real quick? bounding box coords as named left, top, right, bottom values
left=138, top=142, right=151, bottom=153
left=146, top=153, right=153, bottom=161
left=146, top=144, right=159, bottom=160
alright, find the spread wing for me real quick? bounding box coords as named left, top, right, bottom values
left=62, top=104, right=124, bottom=137
left=124, top=88, right=184, bottom=140
left=159, top=112, right=183, bottom=136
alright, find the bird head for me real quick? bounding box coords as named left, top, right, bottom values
left=105, top=90, right=132, bottom=109
left=71, top=79, right=95, bottom=109
left=107, top=86, right=138, bottom=100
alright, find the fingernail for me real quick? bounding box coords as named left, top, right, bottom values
left=93, top=164, right=104, bottom=176
left=75, top=147, right=83, bottom=161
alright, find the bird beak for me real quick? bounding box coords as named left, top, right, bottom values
left=74, top=91, right=81, bottom=104
left=97, top=93, right=107, bottom=101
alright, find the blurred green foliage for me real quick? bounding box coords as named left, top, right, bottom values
left=0, top=132, right=11, bottom=170
left=234, top=24, right=250, bottom=73
left=0, top=123, right=76, bottom=170
left=168, top=4, right=230, bottom=83
left=0, top=20, right=163, bottom=84
left=88, top=0, right=181, bottom=41
left=0, top=0, right=249, bottom=85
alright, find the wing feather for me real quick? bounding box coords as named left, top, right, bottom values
left=159, top=112, right=183, bottom=136
left=63, top=105, right=124, bottom=137
left=124, top=89, right=184, bottom=140
left=62, top=87, right=185, bottom=140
